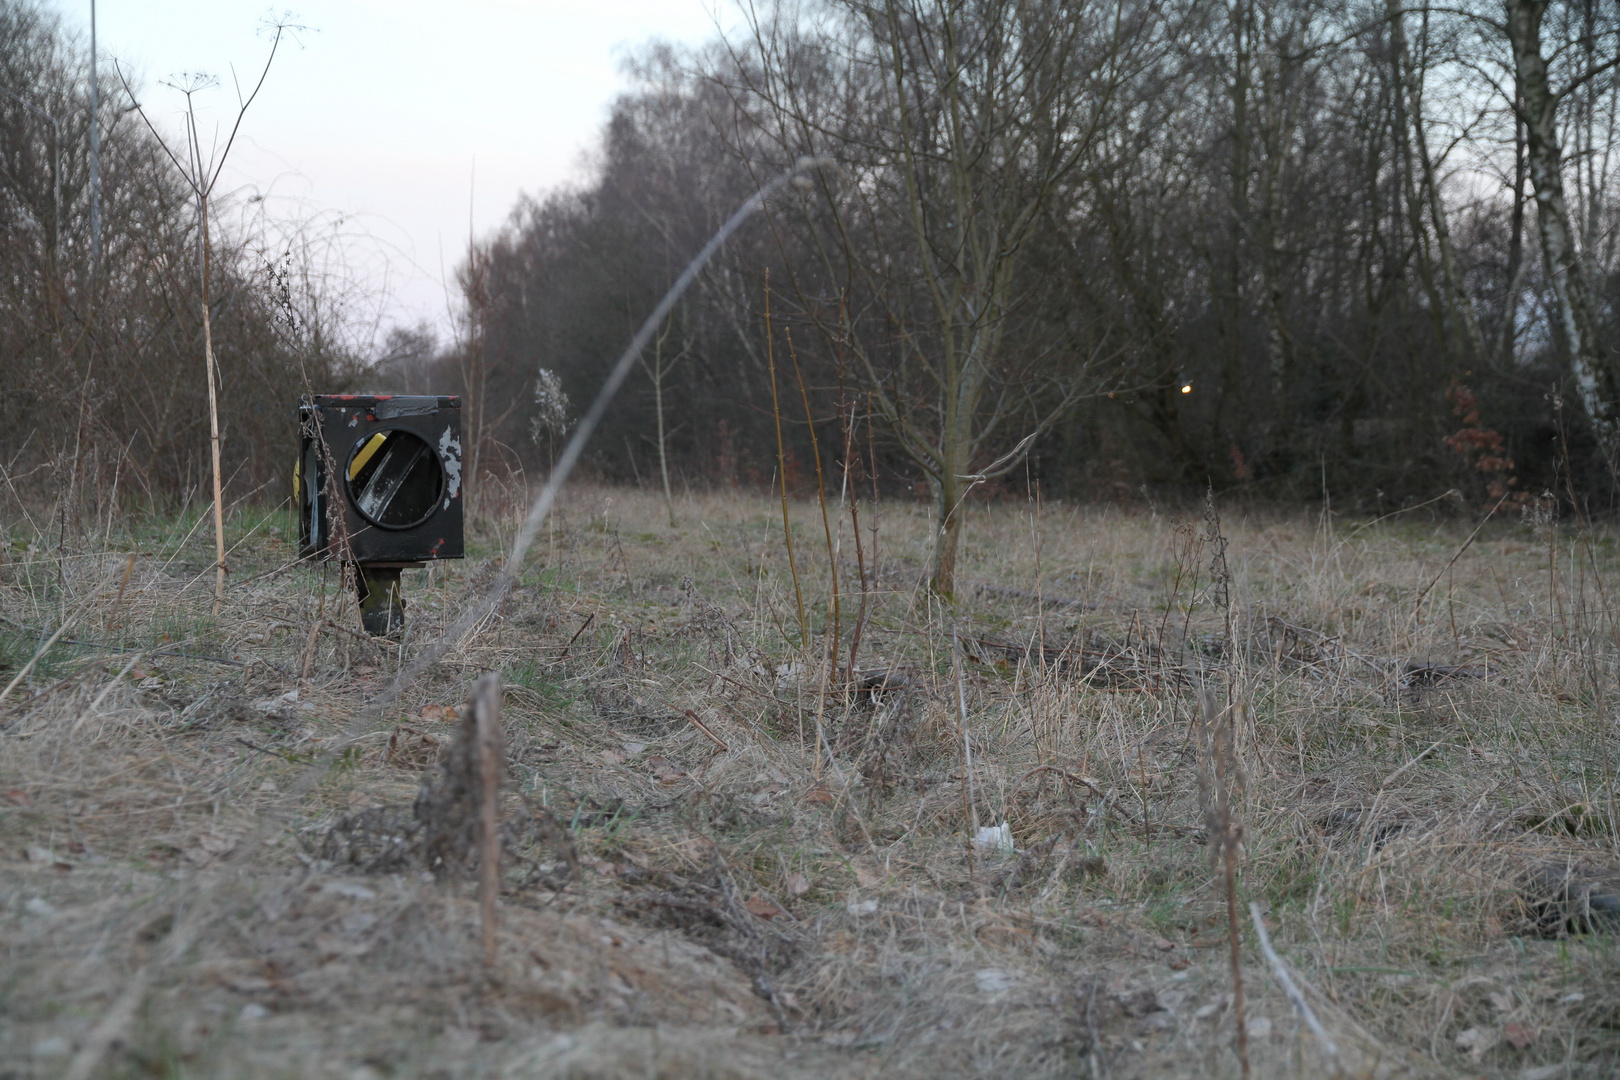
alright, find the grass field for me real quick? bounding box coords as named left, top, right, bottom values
left=2, top=484, right=1618, bottom=1079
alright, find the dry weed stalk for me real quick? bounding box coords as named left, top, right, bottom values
left=1197, top=686, right=1249, bottom=1079
left=786, top=327, right=841, bottom=670
left=117, top=24, right=294, bottom=614
left=763, top=270, right=807, bottom=650
left=952, top=628, right=978, bottom=881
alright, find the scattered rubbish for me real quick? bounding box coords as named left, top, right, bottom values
left=30, top=1036, right=69, bottom=1058
left=321, top=881, right=377, bottom=900
left=1456, top=1026, right=1499, bottom=1060
left=1520, top=1066, right=1569, bottom=1080
left=974, top=822, right=1014, bottom=853
left=975, top=968, right=1023, bottom=994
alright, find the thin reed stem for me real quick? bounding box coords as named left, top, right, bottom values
left=763, top=270, right=806, bottom=649
left=786, top=326, right=840, bottom=678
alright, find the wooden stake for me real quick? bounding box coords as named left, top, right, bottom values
left=473, top=673, right=503, bottom=968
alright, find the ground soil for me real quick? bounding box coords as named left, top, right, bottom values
left=2, top=486, right=1617, bottom=1079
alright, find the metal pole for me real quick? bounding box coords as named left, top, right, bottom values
left=88, top=0, right=100, bottom=280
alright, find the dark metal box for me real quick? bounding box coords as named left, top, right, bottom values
left=296, top=394, right=464, bottom=564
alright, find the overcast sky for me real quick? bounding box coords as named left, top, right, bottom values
left=57, top=0, right=726, bottom=347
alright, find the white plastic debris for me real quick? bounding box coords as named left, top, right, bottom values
left=321, top=881, right=376, bottom=900
left=30, top=1036, right=70, bottom=1058
left=975, top=968, right=1023, bottom=994
left=1455, top=1026, right=1499, bottom=1061
left=974, top=822, right=1014, bottom=853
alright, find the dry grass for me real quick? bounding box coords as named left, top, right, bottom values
left=2, top=485, right=1618, bottom=1079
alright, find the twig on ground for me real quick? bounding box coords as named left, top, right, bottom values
left=683, top=708, right=729, bottom=752
left=235, top=737, right=302, bottom=764
left=1249, top=901, right=1342, bottom=1071
left=62, top=965, right=148, bottom=1080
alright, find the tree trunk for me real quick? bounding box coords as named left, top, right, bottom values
left=1507, top=0, right=1619, bottom=451
left=1501, top=101, right=1528, bottom=365
left=1217, top=0, right=1251, bottom=456
left=930, top=467, right=966, bottom=597
left=652, top=332, right=676, bottom=527
left=1255, top=0, right=1294, bottom=463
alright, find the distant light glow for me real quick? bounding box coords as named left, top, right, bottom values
left=1181, top=384, right=1193, bottom=394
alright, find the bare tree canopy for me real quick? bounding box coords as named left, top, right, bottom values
left=441, top=0, right=1620, bottom=541
left=0, top=1, right=363, bottom=537
left=12, top=0, right=1620, bottom=532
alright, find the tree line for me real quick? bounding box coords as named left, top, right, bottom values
left=6, top=0, right=1620, bottom=594
left=396, top=0, right=1620, bottom=591
left=0, top=0, right=361, bottom=545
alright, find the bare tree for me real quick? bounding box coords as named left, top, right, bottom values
left=118, top=19, right=293, bottom=611
left=726, top=0, right=1153, bottom=594
left=642, top=320, right=690, bottom=527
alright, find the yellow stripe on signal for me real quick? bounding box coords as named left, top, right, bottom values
left=349, top=433, right=388, bottom=480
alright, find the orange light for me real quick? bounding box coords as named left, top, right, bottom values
left=1180, top=384, right=1192, bottom=394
